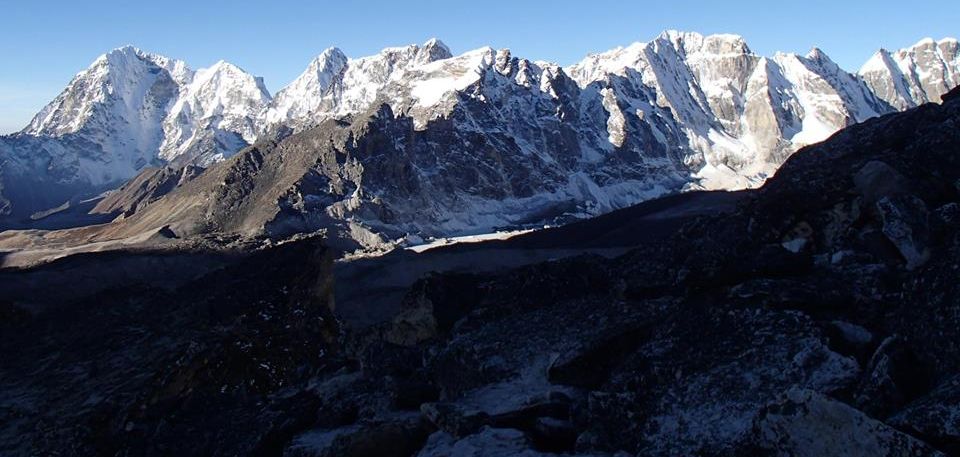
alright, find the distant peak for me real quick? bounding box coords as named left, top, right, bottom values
left=912, top=37, right=937, bottom=48
left=204, top=60, right=252, bottom=76
left=938, top=37, right=958, bottom=48
left=423, top=38, right=450, bottom=53
left=658, top=30, right=703, bottom=41
left=109, top=44, right=141, bottom=55
left=656, top=30, right=746, bottom=43
left=209, top=59, right=231, bottom=69
left=859, top=48, right=895, bottom=74
left=319, top=46, right=346, bottom=58
left=90, top=45, right=186, bottom=76
left=466, top=46, right=497, bottom=57
left=418, top=38, right=453, bottom=63
left=98, top=45, right=145, bottom=63
left=805, top=47, right=840, bottom=66
left=311, top=47, right=348, bottom=69
left=654, top=30, right=750, bottom=55
left=288, top=47, right=348, bottom=92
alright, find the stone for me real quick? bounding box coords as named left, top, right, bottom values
left=420, top=403, right=490, bottom=438
left=854, top=161, right=910, bottom=205
left=889, top=375, right=960, bottom=454
left=854, top=336, right=927, bottom=419
left=530, top=417, right=578, bottom=453
left=754, top=388, right=942, bottom=456
left=825, top=321, right=874, bottom=361
left=285, top=416, right=431, bottom=457
left=489, top=401, right=570, bottom=431
left=416, top=427, right=550, bottom=457
left=876, top=195, right=930, bottom=270
left=547, top=327, right=647, bottom=389
left=933, top=203, right=960, bottom=236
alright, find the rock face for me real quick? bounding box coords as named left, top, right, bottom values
left=2, top=32, right=958, bottom=236
left=567, top=31, right=891, bottom=189
left=860, top=38, right=960, bottom=110
left=159, top=60, right=271, bottom=165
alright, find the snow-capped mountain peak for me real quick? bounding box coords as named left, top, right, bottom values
left=656, top=30, right=752, bottom=58
left=417, top=38, right=453, bottom=64
left=22, top=45, right=191, bottom=138
left=300, top=47, right=349, bottom=91
left=265, top=39, right=456, bottom=130
left=7, top=46, right=271, bottom=192
left=401, top=45, right=496, bottom=123
left=159, top=59, right=271, bottom=164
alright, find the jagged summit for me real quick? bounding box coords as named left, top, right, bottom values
left=423, top=37, right=446, bottom=47
left=806, top=47, right=829, bottom=60
left=100, top=44, right=156, bottom=61
left=307, top=47, right=350, bottom=82
left=101, top=44, right=141, bottom=59
left=419, top=37, right=453, bottom=62
left=264, top=38, right=464, bottom=130
left=656, top=30, right=753, bottom=56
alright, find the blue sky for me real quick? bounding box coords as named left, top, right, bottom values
left=1, top=0, right=957, bottom=134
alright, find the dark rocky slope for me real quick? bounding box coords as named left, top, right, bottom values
left=1, top=88, right=960, bottom=455
left=320, top=87, right=960, bottom=455
left=0, top=237, right=341, bottom=456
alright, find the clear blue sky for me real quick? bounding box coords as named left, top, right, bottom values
left=1, top=0, right=957, bottom=134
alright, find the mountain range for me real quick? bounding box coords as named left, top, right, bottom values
left=1, top=31, right=958, bottom=251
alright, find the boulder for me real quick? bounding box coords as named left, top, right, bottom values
left=890, top=375, right=960, bottom=454
left=284, top=416, right=431, bottom=457
left=530, top=417, right=578, bottom=453
left=854, top=161, right=910, bottom=205
left=876, top=195, right=931, bottom=270
left=416, top=427, right=552, bottom=457
left=547, top=326, right=648, bottom=389
left=754, top=388, right=942, bottom=456
left=420, top=403, right=490, bottom=438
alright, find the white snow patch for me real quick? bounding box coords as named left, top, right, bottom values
left=406, top=229, right=536, bottom=253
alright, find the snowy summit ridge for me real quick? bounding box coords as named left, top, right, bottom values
left=1, top=32, right=959, bottom=230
